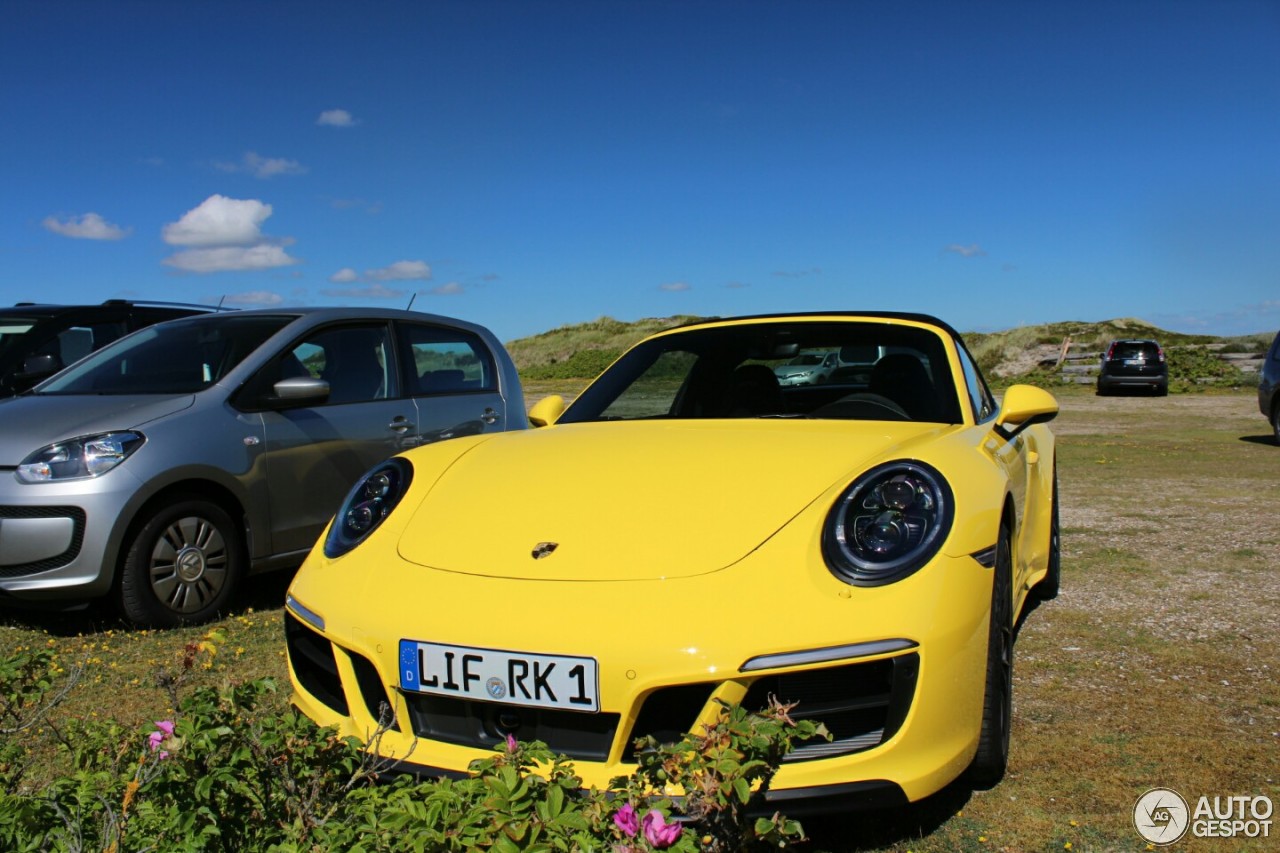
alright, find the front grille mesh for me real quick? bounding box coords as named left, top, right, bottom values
left=742, top=655, right=918, bottom=762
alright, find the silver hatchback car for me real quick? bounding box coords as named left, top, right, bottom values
left=0, top=307, right=524, bottom=627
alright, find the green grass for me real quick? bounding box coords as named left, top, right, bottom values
left=3, top=389, right=1278, bottom=852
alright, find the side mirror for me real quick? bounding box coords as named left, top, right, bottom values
left=267, top=376, right=330, bottom=408
left=19, top=353, right=61, bottom=380
left=993, top=384, right=1058, bottom=441
left=528, top=394, right=566, bottom=427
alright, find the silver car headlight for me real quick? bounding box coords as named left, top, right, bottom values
left=822, top=460, right=954, bottom=585
left=324, top=457, right=414, bottom=559
left=15, top=431, right=146, bottom=483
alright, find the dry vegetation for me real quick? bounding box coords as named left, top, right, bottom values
left=3, top=386, right=1277, bottom=852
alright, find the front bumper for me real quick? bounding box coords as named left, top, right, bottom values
left=0, top=470, right=140, bottom=603
left=284, top=539, right=994, bottom=805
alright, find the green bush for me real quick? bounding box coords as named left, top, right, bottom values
left=521, top=348, right=622, bottom=380
left=0, top=636, right=824, bottom=851
left=1166, top=346, right=1253, bottom=392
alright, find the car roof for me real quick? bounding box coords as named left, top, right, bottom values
left=672, top=311, right=963, bottom=339
left=149, top=305, right=503, bottom=339
left=3, top=299, right=219, bottom=318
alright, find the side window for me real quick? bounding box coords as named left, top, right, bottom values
left=39, top=322, right=126, bottom=369
left=956, top=344, right=996, bottom=422
left=292, top=325, right=398, bottom=405
left=399, top=323, right=496, bottom=395
left=69, top=323, right=124, bottom=363
left=601, top=350, right=696, bottom=419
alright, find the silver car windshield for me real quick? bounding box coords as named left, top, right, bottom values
left=36, top=315, right=293, bottom=395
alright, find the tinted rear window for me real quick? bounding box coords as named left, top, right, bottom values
left=1110, top=342, right=1159, bottom=359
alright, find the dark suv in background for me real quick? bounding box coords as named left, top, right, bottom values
left=0, top=300, right=215, bottom=397
left=1097, top=339, right=1168, bottom=396
left=1259, top=330, right=1280, bottom=444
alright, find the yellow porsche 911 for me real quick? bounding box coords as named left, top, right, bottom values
left=285, top=312, right=1059, bottom=811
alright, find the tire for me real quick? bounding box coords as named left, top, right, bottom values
left=1272, top=403, right=1280, bottom=446
left=119, top=498, right=245, bottom=628
left=1034, top=471, right=1061, bottom=601
left=968, top=524, right=1014, bottom=788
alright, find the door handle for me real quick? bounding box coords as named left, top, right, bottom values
left=480, top=408, right=499, bottom=425
left=389, top=416, right=413, bottom=433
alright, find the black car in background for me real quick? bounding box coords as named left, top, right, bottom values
left=1259, top=330, right=1280, bottom=444
left=0, top=300, right=216, bottom=397
left=1096, top=339, right=1168, bottom=396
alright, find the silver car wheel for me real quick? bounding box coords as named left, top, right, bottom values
left=148, top=515, right=230, bottom=615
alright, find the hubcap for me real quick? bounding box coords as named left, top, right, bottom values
left=176, top=546, right=206, bottom=582
left=149, top=516, right=229, bottom=614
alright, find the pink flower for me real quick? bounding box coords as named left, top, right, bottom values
left=642, top=809, right=682, bottom=848
left=505, top=733, right=518, bottom=753
left=613, top=802, right=639, bottom=837
left=148, top=719, right=175, bottom=759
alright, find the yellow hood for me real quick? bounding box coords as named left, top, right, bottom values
left=396, top=419, right=945, bottom=581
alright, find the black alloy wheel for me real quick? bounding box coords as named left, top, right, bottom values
left=968, top=523, right=1014, bottom=788
left=1034, top=470, right=1061, bottom=601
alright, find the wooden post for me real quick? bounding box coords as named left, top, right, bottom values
left=1055, top=336, right=1072, bottom=369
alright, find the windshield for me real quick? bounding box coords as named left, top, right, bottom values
left=787, top=354, right=824, bottom=366
left=37, top=315, right=293, bottom=395
left=560, top=320, right=962, bottom=424
left=0, top=316, right=43, bottom=359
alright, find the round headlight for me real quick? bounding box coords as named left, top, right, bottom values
left=323, top=457, right=414, bottom=559
left=822, top=460, right=954, bottom=585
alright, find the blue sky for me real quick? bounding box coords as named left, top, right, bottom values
left=4, top=1, right=1279, bottom=343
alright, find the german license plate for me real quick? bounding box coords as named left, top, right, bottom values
left=399, top=640, right=599, bottom=712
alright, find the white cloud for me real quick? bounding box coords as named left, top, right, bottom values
left=367, top=260, right=432, bottom=281
left=319, top=283, right=406, bottom=299
left=325, top=260, right=433, bottom=286
left=215, top=151, right=306, bottom=179
left=772, top=267, right=823, bottom=279
left=42, top=212, right=131, bottom=240
left=659, top=281, right=691, bottom=292
left=431, top=282, right=464, bottom=295
left=220, top=290, right=285, bottom=306
left=163, top=195, right=274, bottom=247
left=317, top=109, right=357, bottom=127
left=328, top=197, right=382, bottom=214
left=944, top=243, right=987, bottom=258
left=163, top=245, right=299, bottom=273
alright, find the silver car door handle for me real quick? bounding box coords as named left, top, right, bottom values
left=389, top=416, right=413, bottom=433
left=480, top=408, right=499, bottom=425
